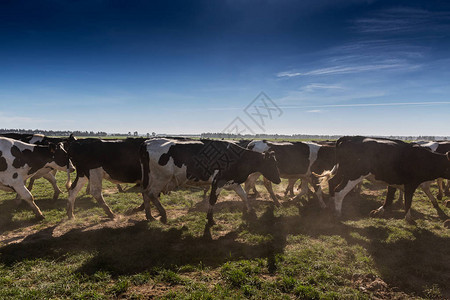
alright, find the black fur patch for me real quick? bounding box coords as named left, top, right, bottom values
left=158, top=153, right=170, bottom=166
left=12, top=172, right=18, bottom=179
left=0, top=151, right=7, bottom=172
left=11, top=146, right=26, bottom=168
left=11, top=145, right=47, bottom=175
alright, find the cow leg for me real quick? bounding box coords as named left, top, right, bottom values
left=231, top=184, right=253, bottom=212
left=371, top=186, right=397, bottom=217
left=85, top=182, right=91, bottom=195
left=312, top=182, right=327, bottom=209
left=42, top=172, right=63, bottom=201
left=89, top=168, right=115, bottom=219
left=67, top=176, right=88, bottom=219
left=27, top=177, right=36, bottom=192
left=202, top=186, right=209, bottom=203
left=396, top=189, right=404, bottom=206
left=333, top=175, right=366, bottom=217
left=292, top=179, right=309, bottom=201
left=14, top=184, right=44, bottom=220
left=244, top=172, right=260, bottom=197
left=445, top=180, right=450, bottom=196
left=404, top=185, right=418, bottom=224
left=309, top=176, right=327, bottom=208
left=437, top=178, right=444, bottom=201
left=141, top=192, right=167, bottom=223
left=421, top=181, right=447, bottom=219
left=142, top=192, right=155, bottom=221
left=284, top=178, right=297, bottom=197
left=149, top=193, right=167, bottom=223
left=262, top=177, right=280, bottom=206
left=206, top=180, right=224, bottom=226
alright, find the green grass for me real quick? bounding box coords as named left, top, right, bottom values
left=0, top=173, right=449, bottom=299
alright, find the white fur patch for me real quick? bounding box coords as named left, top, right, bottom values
left=363, top=138, right=397, bottom=145
left=248, top=140, right=270, bottom=153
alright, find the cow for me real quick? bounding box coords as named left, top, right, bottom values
left=316, top=136, right=450, bottom=223
left=417, top=141, right=450, bottom=201
left=139, top=138, right=281, bottom=227
left=396, top=141, right=450, bottom=205
left=0, top=137, right=74, bottom=220
left=244, top=140, right=335, bottom=208
left=65, top=136, right=148, bottom=219
left=0, top=133, right=70, bottom=201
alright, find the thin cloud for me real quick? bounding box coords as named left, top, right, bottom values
left=354, top=7, right=450, bottom=34
left=301, top=83, right=344, bottom=92
left=280, top=101, right=450, bottom=109
left=277, top=62, right=414, bottom=77
left=0, top=112, right=50, bottom=125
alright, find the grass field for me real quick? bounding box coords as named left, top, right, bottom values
left=0, top=172, right=449, bottom=299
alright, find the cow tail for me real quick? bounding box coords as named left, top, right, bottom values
left=139, top=143, right=150, bottom=191
left=312, top=164, right=338, bottom=191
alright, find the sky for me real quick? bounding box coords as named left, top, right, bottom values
left=1, top=0, right=449, bottom=136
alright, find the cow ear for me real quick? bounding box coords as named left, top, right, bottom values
left=68, top=134, right=77, bottom=142
left=49, top=143, right=57, bottom=154
left=264, top=151, right=276, bottom=160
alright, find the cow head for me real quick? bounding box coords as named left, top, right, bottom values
left=261, top=151, right=281, bottom=184
left=47, top=142, right=75, bottom=172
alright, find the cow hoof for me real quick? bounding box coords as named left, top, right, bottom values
left=405, top=214, right=416, bottom=225
left=444, top=219, right=450, bottom=229
left=160, top=215, right=167, bottom=224
left=108, top=214, right=116, bottom=220
left=406, top=218, right=416, bottom=225
left=437, top=194, right=443, bottom=201
left=203, top=227, right=213, bottom=240
left=35, top=215, right=45, bottom=221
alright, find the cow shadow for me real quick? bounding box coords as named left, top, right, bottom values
left=244, top=192, right=449, bottom=298
left=0, top=193, right=109, bottom=235
left=0, top=216, right=285, bottom=278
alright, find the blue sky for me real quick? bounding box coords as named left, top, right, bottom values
left=1, top=0, right=449, bottom=136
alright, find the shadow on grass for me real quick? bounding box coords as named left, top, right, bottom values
left=0, top=194, right=107, bottom=235
left=0, top=214, right=285, bottom=279
left=235, top=191, right=449, bottom=297
left=1, top=188, right=448, bottom=297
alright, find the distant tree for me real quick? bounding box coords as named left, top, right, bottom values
left=133, top=131, right=138, bottom=136
left=152, top=132, right=156, bottom=137
left=146, top=133, right=150, bottom=138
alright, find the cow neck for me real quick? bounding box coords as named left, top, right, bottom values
left=24, top=146, right=53, bottom=175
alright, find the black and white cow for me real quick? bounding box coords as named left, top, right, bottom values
left=417, top=141, right=450, bottom=201
left=139, top=138, right=281, bottom=226
left=244, top=140, right=335, bottom=208
left=0, top=133, right=70, bottom=201
left=316, top=136, right=450, bottom=223
left=0, top=137, right=74, bottom=219
left=65, top=136, right=147, bottom=219
left=394, top=141, right=450, bottom=207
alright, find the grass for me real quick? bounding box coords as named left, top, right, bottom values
left=0, top=173, right=449, bottom=299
